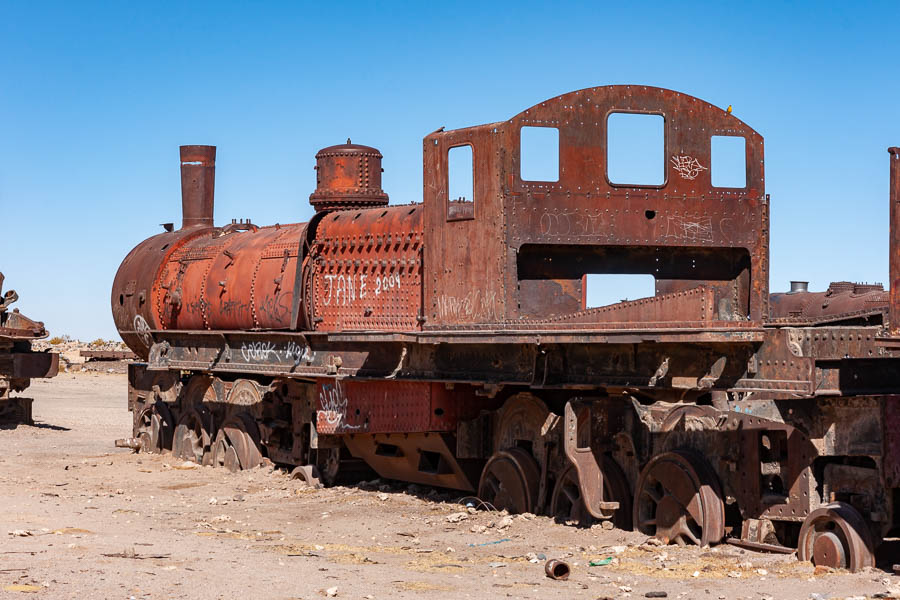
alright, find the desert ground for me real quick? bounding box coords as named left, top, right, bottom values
left=1, top=372, right=899, bottom=599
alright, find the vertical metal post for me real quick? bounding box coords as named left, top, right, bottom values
left=889, top=147, right=900, bottom=334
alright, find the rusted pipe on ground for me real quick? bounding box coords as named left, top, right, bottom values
left=544, top=559, right=570, bottom=580
left=890, top=147, right=900, bottom=335
left=180, top=145, right=216, bottom=229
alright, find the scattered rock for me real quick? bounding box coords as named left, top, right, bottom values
left=727, top=570, right=742, bottom=578
left=488, top=562, right=507, bottom=568
left=446, top=512, right=468, bottom=523
left=496, top=515, right=514, bottom=530
left=172, top=461, right=199, bottom=470
left=610, top=545, right=628, bottom=554
left=601, top=520, right=614, bottom=530
left=377, top=493, right=388, bottom=501
left=325, top=586, right=338, bottom=597
left=8, top=529, right=34, bottom=537
left=645, top=593, right=668, bottom=598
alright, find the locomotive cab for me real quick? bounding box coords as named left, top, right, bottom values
left=423, top=86, right=766, bottom=328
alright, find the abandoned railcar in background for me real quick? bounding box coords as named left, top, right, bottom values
left=0, top=273, right=59, bottom=423
left=111, top=86, right=900, bottom=572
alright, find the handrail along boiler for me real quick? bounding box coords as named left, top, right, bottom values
left=111, top=86, right=900, bottom=571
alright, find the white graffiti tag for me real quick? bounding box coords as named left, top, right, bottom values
left=239, top=341, right=313, bottom=364
left=317, top=380, right=348, bottom=426
left=670, top=155, right=708, bottom=180
left=241, top=341, right=279, bottom=362
left=133, top=314, right=153, bottom=348
left=321, top=272, right=402, bottom=306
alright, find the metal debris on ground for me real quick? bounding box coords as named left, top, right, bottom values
left=544, top=559, right=571, bottom=580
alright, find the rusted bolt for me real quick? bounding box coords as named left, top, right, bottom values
left=544, top=559, right=570, bottom=580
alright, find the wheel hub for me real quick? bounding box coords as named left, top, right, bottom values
left=812, top=532, right=847, bottom=569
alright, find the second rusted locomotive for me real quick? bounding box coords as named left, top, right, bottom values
left=0, top=273, right=59, bottom=423
left=112, top=86, right=900, bottom=572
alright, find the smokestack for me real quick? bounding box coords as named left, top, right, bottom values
left=180, top=145, right=216, bottom=229
left=789, top=281, right=808, bottom=294
left=890, top=147, right=900, bottom=334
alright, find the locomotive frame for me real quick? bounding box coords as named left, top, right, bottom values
left=112, top=86, right=900, bottom=572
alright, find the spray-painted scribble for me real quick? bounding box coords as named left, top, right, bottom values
left=539, top=209, right=605, bottom=237
left=671, top=155, right=708, bottom=180
left=238, top=340, right=313, bottom=364
left=664, top=215, right=714, bottom=243
left=133, top=314, right=153, bottom=347
left=316, top=380, right=361, bottom=430
left=241, top=341, right=279, bottom=362
left=437, top=290, right=500, bottom=321
left=321, top=272, right=402, bottom=306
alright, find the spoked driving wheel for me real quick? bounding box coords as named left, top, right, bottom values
left=551, top=457, right=633, bottom=529
left=797, top=502, right=876, bottom=572
left=212, top=413, right=263, bottom=472
left=173, top=406, right=215, bottom=465
left=477, top=448, right=541, bottom=514
left=633, top=450, right=724, bottom=546
left=135, top=401, right=175, bottom=454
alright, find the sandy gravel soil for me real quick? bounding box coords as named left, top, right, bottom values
left=1, top=374, right=899, bottom=599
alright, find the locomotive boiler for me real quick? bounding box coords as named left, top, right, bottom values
left=112, top=85, right=900, bottom=572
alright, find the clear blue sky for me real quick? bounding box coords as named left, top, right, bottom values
left=2, top=2, right=898, bottom=340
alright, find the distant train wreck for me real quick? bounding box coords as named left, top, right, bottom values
left=0, top=273, right=58, bottom=423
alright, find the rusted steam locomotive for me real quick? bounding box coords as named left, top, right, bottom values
left=112, top=86, right=900, bottom=571
left=0, top=273, right=59, bottom=423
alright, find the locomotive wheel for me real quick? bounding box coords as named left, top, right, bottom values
left=797, top=502, right=876, bottom=572
left=173, top=406, right=215, bottom=465
left=477, top=448, right=541, bottom=514
left=212, top=430, right=241, bottom=472
left=228, top=379, right=264, bottom=417
left=551, top=457, right=633, bottom=530
left=633, top=450, right=724, bottom=547
left=494, top=393, right=554, bottom=464
left=212, top=413, right=262, bottom=472
left=135, top=401, right=175, bottom=454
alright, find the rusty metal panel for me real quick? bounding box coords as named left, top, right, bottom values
left=531, top=286, right=716, bottom=324
left=310, top=205, right=423, bottom=331
left=343, top=432, right=477, bottom=491
left=889, top=148, right=900, bottom=336
left=423, top=85, right=768, bottom=328
left=314, top=379, right=488, bottom=435
left=883, top=396, right=900, bottom=488
left=315, top=379, right=430, bottom=434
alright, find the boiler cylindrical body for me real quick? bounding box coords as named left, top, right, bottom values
left=112, top=223, right=306, bottom=359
